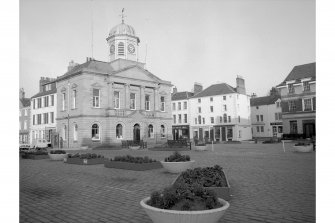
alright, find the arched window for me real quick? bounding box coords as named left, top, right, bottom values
left=73, top=124, right=78, bottom=141
left=63, top=125, right=67, bottom=140
left=116, top=124, right=123, bottom=139
left=92, top=123, right=100, bottom=140
left=160, top=125, right=165, bottom=138
left=118, top=42, right=125, bottom=56
left=148, top=124, right=154, bottom=138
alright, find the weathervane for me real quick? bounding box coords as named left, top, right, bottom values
left=120, top=8, right=126, bottom=23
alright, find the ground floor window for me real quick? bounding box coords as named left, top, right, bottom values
left=227, top=127, right=233, bottom=139
left=148, top=124, right=154, bottom=138
left=92, top=123, right=100, bottom=140
left=73, top=124, right=78, bottom=141
left=116, top=124, right=123, bottom=139
left=278, top=126, right=283, bottom=133
left=63, top=125, right=67, bottom=140
left=160, top=125, right=165, bottom=138
left=290, top=121, right=298, bottom=134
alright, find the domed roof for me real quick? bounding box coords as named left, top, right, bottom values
left=109, top=22, right=136, bottom=37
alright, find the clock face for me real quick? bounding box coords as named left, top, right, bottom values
left=110, top=44, right=115, bottom=54
left=128, top=44, right=135, bottom=54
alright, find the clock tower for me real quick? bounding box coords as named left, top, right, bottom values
left=106, top=9, right=140, bottom=62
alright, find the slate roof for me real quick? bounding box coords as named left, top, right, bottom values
left=277, top=62, right=316, bottom=87
left=190, top=83, right=237, bottom=98
left=20, top=98, right=31, bottom=107
left=31, top=88, right=57, bottom=99
left=57, top=59, right=167, bottom=84
left=250, top=95, right=280, bottom=107
left=171, top=91, right=194, bottom=101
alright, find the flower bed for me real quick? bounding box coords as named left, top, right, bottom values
left=173, top=165, right=231, bottom=201
left=293, top=143, right=313, bottom=153
left=161, top=152, right=195, bottom=174
left=104, top=155, right=162, bottom=171
left=21, top=151, right=49, bottom=160
left=141, top=182, right=229, bottom=223
left=64, top=153, right=106, bottom=165
left=49, top=150, right=68, bottom=161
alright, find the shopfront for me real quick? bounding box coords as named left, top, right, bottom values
left=172, top=125, right=190, bottom=140
left=270, top=122, right=283, bottom=138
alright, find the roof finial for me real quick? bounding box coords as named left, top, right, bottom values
left=121, top=8, right=125, bottom=24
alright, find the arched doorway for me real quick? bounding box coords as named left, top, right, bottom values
left=133, top=124, right=140, bottom=141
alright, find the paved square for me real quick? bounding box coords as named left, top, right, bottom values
left=20, top=143, right=315, bottom=223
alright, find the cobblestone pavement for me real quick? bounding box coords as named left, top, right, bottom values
left=20, top=142, right=315, bottom=223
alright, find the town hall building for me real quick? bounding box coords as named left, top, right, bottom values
left=55, top=15, right=173, bottom=148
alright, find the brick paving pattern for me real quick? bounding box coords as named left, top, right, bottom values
left=20, top=143, right=315, bottom=223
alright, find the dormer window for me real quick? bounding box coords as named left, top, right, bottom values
left=303, top=81, right=310, bottom=92
left=288, top=84, right=295, bottom=94
left=118, top=42, right=125, bottom=56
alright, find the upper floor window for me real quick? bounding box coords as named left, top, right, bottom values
left=145, top=95, right=150, bottom=111
left=223, top=114, right=227, bottom=123
left=45, top=84, right=51, bottom=91
left=93, top=89, right=100, bottom=108
left=118, top=42, right=125, bottom=56
left=219, top=116, right=223, bottom=123
left=62, top=93, right=66, bottom=111
left=195, top=118, right=197, bottom=124
left=178, top=114, right=182, bottom=124
left=238, top=116, right=241, bottom=123
left=72, top=90, right=77, bottom=109
left=202, top=118, right=205, bottom=124
left=256, top=115, right=259, bottom=122
left=303, top=98, right=313, bottom=111
left=92, top=123, right=100, bottom=140
left=198, top=98, right=201, bottom=103
left=210, top=106, right=213, bottom=112
left=288, top=84, right=295, bottom=94
left=114, top=91, right=120, bottom=109
left=160, top=97, right=165, bottom=112
left=288, top=100, right=296, bottom=111
left=38, top=98, right=42, bottom=108
left=211, top=117, right=214, bottom=124
left=33, top=115, right=35, bottom=125
left=260, top=115, right=263, bottom=122
left=172, top=103, right=176, bottom=111
left=198, top=107, right=201, bottom=113
left=24, top=120, right=27, bottom=130
left=44, top=96, right=49, bottom=107
left=178, top=102, right=181, bottom=110
left=50, top=112, right=54, bottom=123
left=223, top=105, right=227, bottom=111
left=130, top=93, right=136, bottom=110
left=51, top=95, right=54, bottom=106
left=223, top=96, right=226, bottom=100
left=303, top=81, right=310, bottom=92
left=183, top=101, right=187, bottom=109
left=198, top=115, right=201, bottom=124
left=228, top=116, right=231, bottom=122
left=33, top=99, right=36, bottom=109
left=276, top=102, right=281, bottom=108
left=184, top=114, right=187, bottom=123
left=44, top=113, right=48, bottom=124
left=210, top=97, right=213, bottom=102
left=275, top=112, right=282, bottom=120
left=173, top=115, right=176, bottom=124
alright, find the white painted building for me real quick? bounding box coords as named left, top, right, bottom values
left=30, top=77, right=57, bottom=147
left=189, top=77, right=252, bottom=142
left=250, top=95, right=283, bottom=139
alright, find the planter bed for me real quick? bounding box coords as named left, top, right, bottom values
left=172, top=166, right=232, bottom=201
left=104, top=160, right=162, bottom=171
left=21, top=153, right=49, bottom=160
left=149, top=147, right=190, bottom=151
left=64, top=157, right=106, bottom=165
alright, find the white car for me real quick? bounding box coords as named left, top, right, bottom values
left=31, top=139, right=49, bottom=149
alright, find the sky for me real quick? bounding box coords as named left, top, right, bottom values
left=20, top=0, right=315, bottom=98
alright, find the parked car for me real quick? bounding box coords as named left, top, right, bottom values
left=19, top=144, right=31, bottom=152
left=30, top=139, right=49, bottom=149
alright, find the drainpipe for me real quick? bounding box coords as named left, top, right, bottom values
left=67, top=82, right=70, bottom=149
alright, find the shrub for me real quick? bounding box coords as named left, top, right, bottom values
left=50, top=150, right=66, bottom=154
left=164, top=152, right=190, bottom=162
left=147, top=182, right=221, bottom=211
left=175, top=165, right=228, bottom=188
left=25, top=151, right=48, bottom=155
left=68, top=153, right=104, bottom=159
left=295, top=142, right=310, bottom=146
left=112, top=155, right=156, bottom=163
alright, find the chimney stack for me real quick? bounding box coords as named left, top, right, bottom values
left=193, top=82, right=203, bottom=95
left=172, top=87, right=177, bottom=94
left=19, top=88, right=25, bottom=99
left=236, top=75, right=246, bottom=95
left=68, top=60, right=79, bottom=71
left=251, top=93, right=257, bottom=98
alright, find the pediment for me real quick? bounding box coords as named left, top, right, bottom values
left=129, top=110, right=145, bottom=119
left=71, top=83, right=78, bottom=89
left=61, top=87, right=67, bottom=92
left=114, top=66, right=160, bottom=83
left=91, top=82, right=103, bottom=88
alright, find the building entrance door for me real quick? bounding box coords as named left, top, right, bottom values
left=221, top=127, right=226, bottom=141
left=304, top=123, right=315, bottom=138
left=133, top=124, right=141, bottom=141
left=272, top=126, right=277, bottom=137
left=199, top=128, right=203, bottom=141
